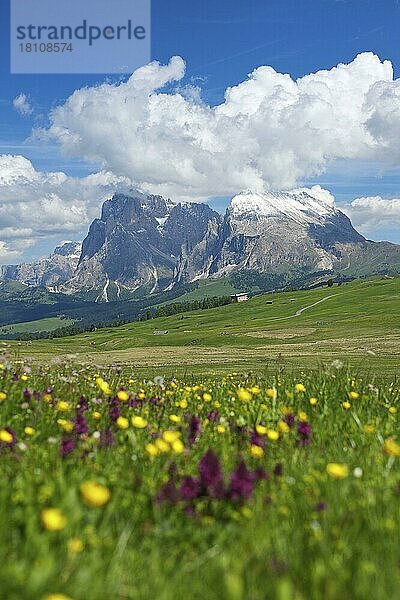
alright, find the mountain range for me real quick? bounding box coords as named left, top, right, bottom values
left=2, top=188, right=400, bottom=301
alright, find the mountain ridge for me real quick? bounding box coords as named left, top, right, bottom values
left=2, top=188, right=400, bottom=300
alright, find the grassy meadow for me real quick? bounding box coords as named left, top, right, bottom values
left=0, top=276, right=399, bottom=599
left=9, top=276, right=400, bottom=376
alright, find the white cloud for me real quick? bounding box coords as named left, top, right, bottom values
left=0, top=241, right=21, bottom=264
left=42, top=52, right=398, bottom=200
left=342, top=196, right=400, bottom=237
left=4, top=52, right=400, bottom=264
left=0, top=155, right=131, bottom=263
left=13, top=93, right=33, bottom=116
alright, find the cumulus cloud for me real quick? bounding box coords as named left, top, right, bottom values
left=0, top=155, right=131, bottom=263
left=342, top=195, right=400, bottom=237
left=41, top=52, right=398, bottom=200
left=0, top=241, right=25, bottom=264
left=4, top=52, right=400, bottom=263
left=13, top=93, right=33, bottom=116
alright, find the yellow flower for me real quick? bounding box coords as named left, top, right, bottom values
left=383, top=438, right=400, bottom=457
left=255, top=424, right=267, bottom=435
left=309, top=397, right=318, bottom=406
left=267, top=429, right=279, bottom=441
left=250, top=386, right=261, bottom=394
left=342, top=401, right=351, bottom=410
left=116, top=390, right=129, bottom=402
left=43, top=393, right=52, bottom=403
left=179, top=399, right=188, bottom=409
left=131, top=416, right=148, bottom=429
left=216, top=425, right=226, bottom=433
left=298, top=411, right=308, bottom=422
left=363, top=424, right=375, bottom=434
left=137, top=392, right=146, bottom=400
left=92, top=411, right=101, bottom=420
left=171, top=439, right=185, bottom=453
left=237, top=388, right=252, bottom=402
left=162, top=430, right=181, bottom=444
left=145, top=443, right=159, bottom=457
left=96, top=377, right=112, bottom=396
left=41, top=508, right=67, bottom=531
left=277, top=420, right=290, bottom=433
left=57, top=419, right=74, bottom=433
left=68, top=538, right=84, bottom=554
left=295, top=383, right=306, bottom=393
left=0, top=429, right=13, bottom=443
left=42, top=594, right=73, bottom=600
left=20, top=374, right=28, bottom=381
left=326, top=463, right=349, bottom=479
left=203, top=392, right=212, bottom=402
left=116, top=416, right=129, bottom=430
left=80, top=481, right=111, bottom=508
left=24, top=426, right=35, bottom=436
left=250, top=444, right=264, bottom=458
left=0, top=392, right=7, bottom=402
left=349, top=391, right=359, bottom=400
left=155, top=438, right=170, bottom=453
left=56, top=401, right=70, bottom=412
left=169, top=414, right=181, bottom=423
left=388, top=406, right=397, bottom=414
left=266, top=388, right=277, bottom=399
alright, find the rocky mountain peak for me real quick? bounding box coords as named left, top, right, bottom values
left=2, top=188, right=399, bottom=300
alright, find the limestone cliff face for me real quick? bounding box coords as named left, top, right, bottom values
left=2, top=188, right=400, bottom=301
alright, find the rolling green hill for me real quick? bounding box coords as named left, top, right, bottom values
left=7, top=276, right=399, bottom=375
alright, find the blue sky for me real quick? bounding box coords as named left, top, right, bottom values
left=1, top=0, right=400, bottom=261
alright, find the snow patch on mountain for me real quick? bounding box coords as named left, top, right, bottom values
left=229, top=186, right=337, bottom=225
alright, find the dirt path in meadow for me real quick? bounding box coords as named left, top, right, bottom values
left=294, top=294, right=338, bottom=317
left=263, top=293, right=339, bottom=323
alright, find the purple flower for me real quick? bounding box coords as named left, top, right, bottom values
left=22, top=388, right=32, bottom=400
left=274, top=463, right=283, bottom=477
left=76, top=396, right=88, bottom=414
left=207, top=410, right=219, bottom=422
left=128, top=399, right=141, bottom=408
left=199, top=450, right=223, bottom=488
left=250, top=431, right=265, bottom=448
left=156, top=480, right=180, bottom=505
left=188, top=415, right=201, bottom=445
left=60, top=437, right=75, bottom=458
left=228, top=460, right=254, bottom=501
left=74, top=415, right=89, bottom=435
left=208, top=480, right=226, bottom=500
left=314, top=501, right=327, bottom=512
left=297, top=421, right=312, bottom=446
left=253, top=467, right=268, bottom=481
left=150, top=396, right=161, bottom=405
left=283, top=413, right=296, bottom=428
left=180, top=476, right=200, bottom=501
left=109, top=405, right=121, bottom=421
left=99, top=428, right=114, bottom=449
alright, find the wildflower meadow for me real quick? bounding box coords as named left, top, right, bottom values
left=0, top=355, right=399, bottom=600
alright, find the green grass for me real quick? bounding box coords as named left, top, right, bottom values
left=0, top=362, right=398, bottom=599
left=158, top=278, right=238, bottom=303
left=0, top=316, right=76, bottom=335
left=9, top=276, right=400, bottom=376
